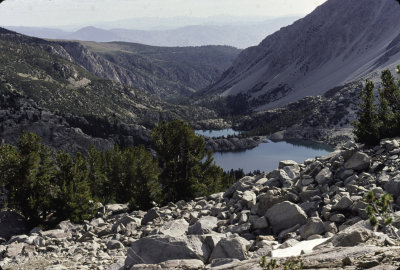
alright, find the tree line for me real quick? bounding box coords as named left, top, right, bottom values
left=0, top=120, right=243, bottom=228
left=353, top=65, right=400, bottom=145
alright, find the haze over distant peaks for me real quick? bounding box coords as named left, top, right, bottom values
left=4, top=16, right=300, bottom=49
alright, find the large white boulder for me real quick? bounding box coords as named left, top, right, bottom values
left=209, top=235, right=250, bottom=261
left=188, top=216, right=218, bottom=235
left=266, top=201, right=307, bottom=234
left=125, top=235, right=211, bottom=268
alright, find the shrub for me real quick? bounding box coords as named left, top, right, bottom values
left=364, top=191, right=394, bottom=229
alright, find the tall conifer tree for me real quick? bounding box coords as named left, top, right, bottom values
left=353, top=80, right=379, bottom=145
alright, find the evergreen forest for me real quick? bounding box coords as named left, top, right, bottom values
left=0, top=120, right=243, bottom=228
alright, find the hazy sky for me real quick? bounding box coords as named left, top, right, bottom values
left=0, top=0, right=327, bottom=28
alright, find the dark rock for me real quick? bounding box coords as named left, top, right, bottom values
left=0, top=211, right=28, bottom=241
left=344, top=152, right=371, bottom=171
left=141, top=208, right=161, bottom=225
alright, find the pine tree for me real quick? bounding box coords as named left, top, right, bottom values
left=380, top=70, right=400, bottom=111
left=0, top=142, right=20, bottom=208
left=103, top=145, right=125, bottom=203
left=123, top=146, right=160, bottom=210
left=378, top=88, right=396, bottom=138
left=353, top=80, right=380, bottom=145
left=68, top=153, right=93, bottom=223
left=152, top=120, right=223, bottom=203
left=380, top=70, right=400, bottom=135
left=55, top=151, right=94, bottom=223
left=12, top=132, right=56, bottom=226
left=87, top=145, right=108, bottom=202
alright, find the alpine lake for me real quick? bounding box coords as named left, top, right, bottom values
left=195, top=129, right=334, bottom=173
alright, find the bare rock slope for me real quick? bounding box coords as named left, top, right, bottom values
left=204, top=0, right=400, bottom=110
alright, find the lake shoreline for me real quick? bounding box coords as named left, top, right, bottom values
left=196, top=129, right=335, bottom=173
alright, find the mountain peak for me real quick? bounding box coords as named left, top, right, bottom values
left=67, top=26, right=120, bottom=42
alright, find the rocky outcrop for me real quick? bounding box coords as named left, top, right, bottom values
left=235, top=82, right=362, bottom=146
left=2, top=138, right=400, bottom=269
left=205, top=136, right=266, bottom=152
left=0, top=91, right=151, bottom=154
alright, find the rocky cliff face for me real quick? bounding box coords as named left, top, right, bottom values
left=2, top=138, right=400, bottom=269
left=48, top=40, right=241, bottom=101
left=204, top=0, right=400, bottom=110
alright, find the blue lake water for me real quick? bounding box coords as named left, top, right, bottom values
left=195, top=129, right=239, bottom=138
left=212, top=139, right=334, bottom=173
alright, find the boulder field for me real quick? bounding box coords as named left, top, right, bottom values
left=2, top=138, right=400, bottom=269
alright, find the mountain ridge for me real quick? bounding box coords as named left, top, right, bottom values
left=203, top=0, right=400, bottom=110
left=52, top=40, right=241, bottom=100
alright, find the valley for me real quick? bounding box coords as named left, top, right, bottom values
left=1, top=0, right=399, bottom=178
left=1, top=0, right=400, bottom=269
left=4, top=0, right=400, bottom=153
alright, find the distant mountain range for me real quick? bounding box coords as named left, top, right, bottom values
left=92, top=15, right=292, bottom=30
left=4, top=16, right=300, bottom=49
left=203, top=0, right=400, bottom=110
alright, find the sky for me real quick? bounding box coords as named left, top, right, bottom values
left=0, top=0, right=327, bottom=28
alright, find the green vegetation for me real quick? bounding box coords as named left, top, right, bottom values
left=353, top=66, right=400, bottom=145
left=152, top=120, right=230, bottom=204
left=0, top=132, right=94, bottom=226
left=364, top=191, right=395, bottom=229
left=353, top=80, right=380, bottom=145
left=260, top=257, right=304, bottom=270
left=0, top=121, right=242, bottom=228
left=86, top=144, right=160, bottom=210
left=260, top=257, right=277, bottom=269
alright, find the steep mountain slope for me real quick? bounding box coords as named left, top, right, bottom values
left=56, top=40, right=241, bottom=100
left=204, top=0, right=400, bottom=110
left=0, top=28, right=216, bottom=127
left=5, top=16, right=299, bottom=49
